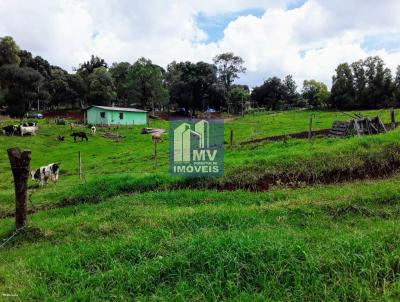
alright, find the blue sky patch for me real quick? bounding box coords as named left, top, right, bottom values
left=362, top=34, right=400, bottom=53
left=196, top=8, right=265, bottom=42
left=286, top=0, right=307, bottom=10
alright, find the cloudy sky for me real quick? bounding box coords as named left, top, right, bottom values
left=1, top=0, right=400, bottom=88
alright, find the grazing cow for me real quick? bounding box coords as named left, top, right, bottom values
left=91, top=126, right=96, bottom=135
left=151, top=132, right=163, bottom=143
left=71, top=132, right=88, bottom=142
left=31, top=163, right=60, bottom=186
left=19, top=125, right=38, bottom=136
left=2, top=125, right=18, bottom=136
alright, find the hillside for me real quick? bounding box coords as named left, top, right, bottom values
left=1, top=110, right=400, bottom=301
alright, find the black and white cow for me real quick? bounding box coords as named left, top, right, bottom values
left=31, top=163, right=60, bottom=186
left=2, top=125, right=18, bottom=136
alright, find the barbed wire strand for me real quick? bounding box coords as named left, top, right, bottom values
left=0, top=226, right=25, bottom=248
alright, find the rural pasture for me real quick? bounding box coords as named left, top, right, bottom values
left=1, top=109, right=400, bottom=301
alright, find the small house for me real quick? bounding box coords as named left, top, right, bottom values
left=86, top=105, right=148, bottom=126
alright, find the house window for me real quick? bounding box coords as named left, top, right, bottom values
left=119, top=112, right=124, bottom=120
left=100, top=112, right=105, bottom=118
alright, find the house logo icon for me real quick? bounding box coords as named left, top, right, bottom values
left=169, top=118, right=224, bottom=177
left=174, top=120, right=209, bottom=162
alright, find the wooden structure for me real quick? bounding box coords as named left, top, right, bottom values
left=329, top=116, right=387, bottom=138
left=328, top=121, right=350, bottom=138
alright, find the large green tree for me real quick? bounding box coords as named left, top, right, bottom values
left=394, top=66, right=400, bottom=104
left=0, top=36, right=20, bottom=66
left=48, top=67, right=86, bottom=108
left=109, top=62, right=131, bottom=105
left=125, top=58, right=168, bottom=112
left=251, top=75, right=300, bottom=110
left=330, top=63, right=355, bottom=109
left=166, top=61, right=218, bottom=113
left=87, top=67, right=116, bottom=106
left=77, top=55, right=108, bottom=79
left=364, top=56, right=393, bottom=108
left=213, top=52, right=246, bottom=112
left=230, top=84, right=250, bottom=115
left=282, top=75, right=299, bottom=108
left=67, top=73, right=87, bottom=108
left=0, top=87, right=6, bottom=107
left=329, top=56, right=394, bottom=109
left=302, top=79, right=329, bottom=108
left=0, top=64, right=43, bottom=117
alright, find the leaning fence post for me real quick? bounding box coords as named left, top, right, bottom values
left=308, top=116, right=313, bottom=140
left=7, top=148, right=31, bottom=229
left=230, top=129, right=234, bottom=148
left=390, top=108, right=396, bottom=129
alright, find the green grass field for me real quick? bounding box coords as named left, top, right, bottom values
left=1, top=109, right=400, bottom=301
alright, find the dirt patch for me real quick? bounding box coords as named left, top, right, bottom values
left=213, top=162, right=400, bottom=192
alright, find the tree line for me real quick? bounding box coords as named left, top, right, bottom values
left=0, top=36, right=248, bottom=117
left=0, top=36, right=399, bottom=117
left=251, top=56, right=400, bottom=110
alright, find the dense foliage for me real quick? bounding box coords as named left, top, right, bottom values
left=330, top=56, right=396, bottom=109
left=1, top=35, right=400, bottom=116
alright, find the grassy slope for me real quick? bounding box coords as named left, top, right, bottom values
left=0, top=109, right=397, bottom=212
left=225, top=109, right=396, bottom=141
left=1, top=109, right=400, bottom=301
left=1, top=177, right=400, bottom=301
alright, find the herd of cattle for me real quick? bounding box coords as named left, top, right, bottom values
left=2, top=122, right=95, bottom=142
left=2, top=122, right=38, bottom=136
left=1, top=122, right=93, bottom=187
left=2, top=121, right=163, bottom=187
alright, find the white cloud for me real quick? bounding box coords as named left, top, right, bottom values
left=217, top=0, right=400, bottom=87
left=0, top=0, right=399, bottom=88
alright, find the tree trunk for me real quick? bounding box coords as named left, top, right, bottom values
left=7, top=148, right=31, bottom=229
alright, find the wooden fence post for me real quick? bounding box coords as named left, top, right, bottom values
left=390, top=108, right=395, bottom=129
left=7, top=148, right=31, bottom=229
left=78, top=151, right=82, bottom=180
left=154, top=141, right=157, bottom=168
left=308, top=116, right=313, bottom=140
left=230, top=129, right=234, bottom=148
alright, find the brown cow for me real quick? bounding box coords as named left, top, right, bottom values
left=151, top=132, right=163, bottom=143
